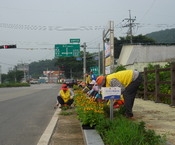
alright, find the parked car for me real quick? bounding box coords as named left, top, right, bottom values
left=64, top=79, right=77, bottom=88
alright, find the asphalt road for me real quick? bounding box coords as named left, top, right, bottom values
left=0, top=83, right=60, bottom=145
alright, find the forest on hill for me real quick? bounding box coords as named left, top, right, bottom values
left=146, top=28, right=175, bottom=43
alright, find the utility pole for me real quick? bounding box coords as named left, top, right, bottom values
left=109, top=21, right=114, bottom=73
left=0, top=65, right=2, bottom=84
left=81, top=42, right=87, bottom=81
left=122, top=10, right=136, bottom=44
left=102, top=30, right=105, bottom=75
left=102, top=21, right=114, bottom=75
left=98, top=43, right=101, bottom=75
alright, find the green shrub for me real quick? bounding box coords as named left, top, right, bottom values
left=96, top=114, right=166, bottom=145
left=0, top=82, right=30, bottom=88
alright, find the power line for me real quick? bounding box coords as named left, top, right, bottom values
left=0, top=23, right=106, bottom=31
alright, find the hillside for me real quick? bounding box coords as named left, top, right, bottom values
left=145, top=28, right=175, bottom=43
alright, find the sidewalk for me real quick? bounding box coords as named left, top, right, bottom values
left=49, top=108, right=85, bottom=145
left=133, top=98, right=175, bottom=145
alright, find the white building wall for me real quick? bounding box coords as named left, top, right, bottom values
left=117, top=45, right=175, bottom=71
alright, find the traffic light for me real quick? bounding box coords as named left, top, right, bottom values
left=0, top=45, right=17, bottom=49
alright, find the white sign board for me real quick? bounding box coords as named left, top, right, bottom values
left=101, top=87, right=121, bottom=100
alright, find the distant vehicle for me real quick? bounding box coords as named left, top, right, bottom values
left=30, top=79, right=38, bottom=84
left=38, top=77, right=48, bottom=84
left=64, top=79, right=77, bottom=88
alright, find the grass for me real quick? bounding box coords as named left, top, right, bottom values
left=59, top=111, right=73, bottom=116
left=95, top=107, right=167, bottom=145
left=59, top=107, right=74, bottom=116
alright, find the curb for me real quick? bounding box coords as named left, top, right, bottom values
left=37, top=108, right=61, bottom=145
left=82, top=129, right=104, bottom=145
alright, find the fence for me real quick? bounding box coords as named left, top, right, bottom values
left=138, top=63, right=175, bottom=107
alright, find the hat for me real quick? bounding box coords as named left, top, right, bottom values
left=96, top=76, right=105, bottom=86
left=61, top=84, right=68, bottom=91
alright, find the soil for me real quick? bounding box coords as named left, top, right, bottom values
left=50, top=98, right=175, bottom=145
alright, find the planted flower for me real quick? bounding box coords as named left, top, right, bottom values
left=74, top=91, right=105, bottom=127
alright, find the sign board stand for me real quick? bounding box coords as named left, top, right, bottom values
left=110, top=98, right=114, bottom=120
left=101, top=87, right=121, bottom=120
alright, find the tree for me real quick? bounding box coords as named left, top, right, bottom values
left=1, top=70, right=24, bottom=83
left=29, top=59, right=58, bottom=78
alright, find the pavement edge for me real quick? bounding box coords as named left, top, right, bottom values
left=37, top=108, right=61, bottom=145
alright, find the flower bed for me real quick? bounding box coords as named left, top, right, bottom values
left=74, top=90, right=105, bottom=127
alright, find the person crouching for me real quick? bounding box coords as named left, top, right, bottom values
left=56, top=84, right=74, bottom=108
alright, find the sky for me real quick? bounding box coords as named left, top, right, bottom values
left=0, top=0, right=175, bottom=74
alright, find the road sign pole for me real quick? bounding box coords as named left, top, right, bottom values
left=101, top=87, right=121, bottom=121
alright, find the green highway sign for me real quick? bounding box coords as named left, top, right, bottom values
left=90, top=66, right=99, bottom=76
left=55, top=44, right=80, bottom=57
left=70, top=38, right=80, bottom=43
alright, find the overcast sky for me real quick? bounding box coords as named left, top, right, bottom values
left=0, top=0, right=175, bottom=73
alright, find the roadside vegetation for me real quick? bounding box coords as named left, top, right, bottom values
left=73, top=88, right=167, bottom=145
left=73, top=62, right=172, bottom=144
left=0, top=82, right=30, bottom=88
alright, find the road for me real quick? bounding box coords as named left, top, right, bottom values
left=0, top=83, right=60, bottom=145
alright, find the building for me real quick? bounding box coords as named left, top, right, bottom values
left=43, top=70, right=65, bottom=83
left=117, top=44, right=175, bottom=71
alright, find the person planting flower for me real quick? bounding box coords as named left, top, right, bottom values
left=96, top=70, right=143, bottom=118
left=54, top=83, right=74, bottom=108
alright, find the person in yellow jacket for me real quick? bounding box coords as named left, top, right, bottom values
left=85, top=72, right=94, bottom=89
left=55, top=83, right=74, bottom=108
left=96, top=70, right=143, bottom=118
